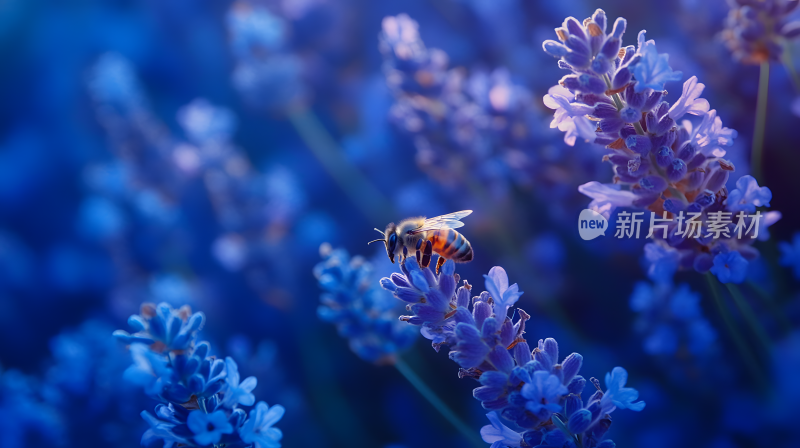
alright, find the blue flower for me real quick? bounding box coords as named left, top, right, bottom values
left=643, top=243, right=680, bottom=284
left=520, top=371, right=568, bottom=417
left=123, top=343, right=171, bottom=396
left=177, top=99, right=238, bottom=146
left=643, top=325, right=678, bottom=355
left=757, top=210, right=783, bottom=242
left=601, top=367, right=645, bottom=412
left=451, top=322, right=492, bottom=369
left=687, top=320, right=718, bottom=356
left=483, top=266, right=523, bottom=318
left=227, top=4, right=286, bottom=59
left=710, top=251, right=749, bottom=284
left=86, top=52, right=143, bottom=110
left=669, top=284, right=702, bottom=320
left=779, top=232, right=800, bottom=279
left=380, top=257, right=459, bottom=342
left=668, top=76, right=710, bottom=119
left=76, top=196, right=126, bottom=241
left=631, top=33, right=683, bottom=92
left=578, top=182, right=637, bottom=219
left=631, top=270, right=717, bottom=358
left=543, top=84, right=597, bottom=146
left=221, top=357, right=257, bottom=408
left=240, top=402, right=285, bottom=448
left=113, top=302, right=206, bottom=351
left=187, top=410, right=234, bottom=446
left=629, top=281, right=655, bottom=312
left=690, top=110, right=738, bottom=158
left=726, top=175, right=772, bottom=214
left=141, top=410, right=189, bottom=448
left=480, top=411, right=522, bottom=448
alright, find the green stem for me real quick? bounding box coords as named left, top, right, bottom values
left=706, top=274, right=769, bottom=391
left=296, top=328, right=370, bottom=447
left=751, top=62, right=770, bottom=181
left=781, top=44, right=800, bottom=92
left=287, top=107, right=393, bottom=223
left=552, top=414, right=581, bottom=447
left=725, top=283, right=773, bottom=352
left=746, top=280, right=792, bottom=335
left=603, top=74, right=627, bottom=109
left=394, top=357, right=484, bottom=448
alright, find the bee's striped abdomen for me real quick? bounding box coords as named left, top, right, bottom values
left=429, top=229, right=473, bottom=263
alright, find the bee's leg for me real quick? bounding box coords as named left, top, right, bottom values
left=421, top=240, right=432, bottom=268
left=436, top=256, right=446, bottom=275
left=415, top=239, right=423, bottom=265
left=402, top=246, right=408, bottom=262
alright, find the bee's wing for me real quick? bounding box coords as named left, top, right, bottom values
left=407, top=210, right=473, bottom=235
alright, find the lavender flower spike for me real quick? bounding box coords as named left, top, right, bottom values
left=722, top=0, right=800, bottom=64
left=115, top=302, right=285, bottom=447
left=543, top=8, right=779, bottom=282
left=383, top=256, right=644, bottom=447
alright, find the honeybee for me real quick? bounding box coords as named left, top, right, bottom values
left=369, top=210, right=474, bottom=273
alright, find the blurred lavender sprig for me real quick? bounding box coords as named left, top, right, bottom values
left=0, top=319, right=158, bottom=448
left=86, top=53, right=183, bottom=229
left=0, top=366, right=65, bottom=448
left=87, top=53, right=308, bottom=297
left=115, top=302, right=285, bottom=447
left=722, top=0, right=800, bottom=64
left=381, top=258, right=644, bottom=447
left=379, top=14, right=539, bottom=198
left=629, top=281, right=717, bottom=357
left=314, top=245, right=418, bottom=363
left=175, top=98, right=307, bottom=272
left=227, top=1, right=307, bottom=111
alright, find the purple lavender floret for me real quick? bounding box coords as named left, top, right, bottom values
left=542, top=9, right=781, bottom=283
left=381, top=259, right=644, bottom=447
left=722, top=0, right=800, bottom=64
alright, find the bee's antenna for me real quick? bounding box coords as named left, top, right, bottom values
left=367, top=239, right=384, bottom=245
left=373, top=228, right=386, bottom=236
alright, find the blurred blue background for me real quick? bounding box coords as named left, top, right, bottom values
left=1, top=0, right=799, bottom=447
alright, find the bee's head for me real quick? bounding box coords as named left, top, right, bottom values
left=368, top=223, right=398, bottom=263
left=384, top=223, right=398, bottom=263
